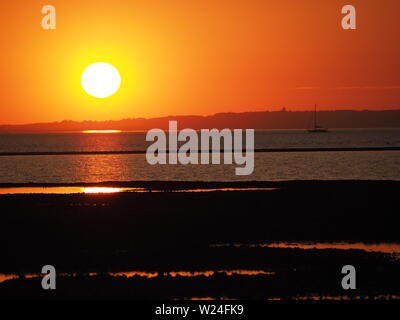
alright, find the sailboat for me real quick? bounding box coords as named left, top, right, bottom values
left=308, top=104, right=328, bottom=133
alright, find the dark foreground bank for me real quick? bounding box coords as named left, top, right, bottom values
left=0, top=180, right=399, bottom=300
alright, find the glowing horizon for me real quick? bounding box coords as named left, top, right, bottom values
left=82, top=130, right=122, bottom=133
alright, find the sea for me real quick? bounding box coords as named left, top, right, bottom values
left=0, top=128, right=399, bottom=183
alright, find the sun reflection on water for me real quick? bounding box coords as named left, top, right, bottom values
left=0, top=186, right=144, bottom=194
left=82, top=130, right=122, bottom=133
left=82, top=187, right=123, bottom=194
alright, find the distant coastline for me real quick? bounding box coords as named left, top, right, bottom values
left=1, top=110, right=400, bottom=132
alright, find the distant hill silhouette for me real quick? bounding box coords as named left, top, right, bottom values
left=1, top=110, right=400, bottom=132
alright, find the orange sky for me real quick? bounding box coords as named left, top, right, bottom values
left=0, top=0, right=399, bottom=124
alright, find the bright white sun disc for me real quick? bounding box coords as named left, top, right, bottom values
left=81, top=62, right=121, bottom=98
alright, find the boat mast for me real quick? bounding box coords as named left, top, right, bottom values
left=314, top=104, right=317, bottom=128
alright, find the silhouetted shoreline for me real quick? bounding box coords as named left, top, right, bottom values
left=0, top=180, right=399, bottom=300
left=1, top=110, right=400, bottom=132
left=0, top=179, right=399, bottom=189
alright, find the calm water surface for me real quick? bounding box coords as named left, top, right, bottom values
left=1, top=129, right=400, bottom=153
left=0, top=129, right=399, bottom=183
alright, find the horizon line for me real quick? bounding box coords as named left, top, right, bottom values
left=1, top=108, right=400, bottom=127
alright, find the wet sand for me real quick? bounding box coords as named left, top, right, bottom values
left=0, top=180, right=399, bottom=300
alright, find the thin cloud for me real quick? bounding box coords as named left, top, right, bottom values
left=332, top=86, right=400, bottom=90
left=291, top=86, right=400, bottom=90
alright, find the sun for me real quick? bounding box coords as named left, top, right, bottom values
left=81, top=62, right=121, bottom=98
